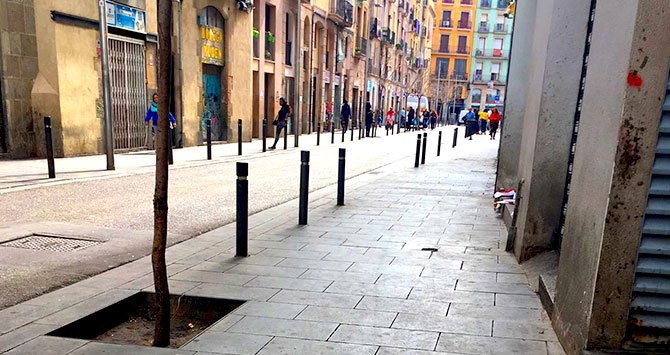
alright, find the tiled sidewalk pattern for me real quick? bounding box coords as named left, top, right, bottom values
left=0, top=136, right=564, bottom=354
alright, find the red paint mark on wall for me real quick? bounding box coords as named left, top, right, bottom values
left=627, top=70, right=643, bottom=88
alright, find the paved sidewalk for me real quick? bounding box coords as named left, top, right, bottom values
left=0, top=133, right=564, bottom=354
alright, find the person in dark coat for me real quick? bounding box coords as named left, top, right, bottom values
left=407, top=107, right=415, bottom=132
left=430, top=110, right=437, bottom=130
left=340, top=99, right=351, bottom=134
left=365, top=102, right=374, bottom=137
left=464, top=108, right=477, bottom=140
left=269, top=97, right=291, bottom=149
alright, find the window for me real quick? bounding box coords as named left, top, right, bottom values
left=480, top=0, right=492, bottom=7
left=493, top=38, right=503, bottom=57
left=475, top=62, right=483, bottom=81
left=454, top=59, right=467, bottom=79
left=491, top=62, right=501, bottom=81
left=458, top=12, right=470, bottom=29
left=495, top=15, right=505, bottom=32
left=441, top=11, right=451, bottom=27
left=439, top=35, right=449, bottom=53
left=497, top=0, right=509, bottom=9
left=436, top=58, right=449, bottom=78
left=477, top=37, right=486, bottom=50
left=457, top=36, right=467, bottom=53
left=472, top=89, right=482, bottom=103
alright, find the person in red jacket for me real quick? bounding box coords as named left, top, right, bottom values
left=489, top=108, right=501, bottom=140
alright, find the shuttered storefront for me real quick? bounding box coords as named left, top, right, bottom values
left=108, top=36, right=148, bottom=151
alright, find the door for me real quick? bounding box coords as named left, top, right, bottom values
left=334, top=85, right=341, bottom=129
left=460, top=12, right=469, bottom=28
left=202, top=64, right=224, bottom=141
left=457, top=36, right=467, bottom=53
left=108, top=36, right=147, bottom=150
left=439, top=35, right=449, bottom=53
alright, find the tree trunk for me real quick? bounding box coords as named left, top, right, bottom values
left=152, top=0, right=172, bottom=347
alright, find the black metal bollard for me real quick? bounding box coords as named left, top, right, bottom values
left=397, top=120, right=401, bottom=134
left=206, top=119, right=212, bottom=160
left=414, top=134, right=421, bottom=168
left=317, top=121, right=321, bottom=146
left=299, top=151, right=310, bottom=225
left=350, top=120, right=354, bottom=141
left=168, top=129, right=174, bottom=165
left=337, top=148, right=346, bottom=206
left=391, top=123, right=394, bottom=135
left=421, top=132, right=427, bottom=165
left=342, top=122, right=345, bottom=143
left=331, top=121, right=335, bottom=144
left=262, top=119, right=267, bottom=152
left=236, top=162, right=248, bottom=257
left=283, top=120, right=288, bottom=150
left=237, top=119, right=242, bottom=156
left=437, top=131, right=442, bottom=156
left=359, top=119, right=362, bottom=140
left=44, top=116, right=55, bottom=178
left=453, top=127, right=458, bottom=148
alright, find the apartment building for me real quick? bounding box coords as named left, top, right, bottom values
left=467, top=0, right=511, bottom=110
left=429, top=0, right=476, bottom=117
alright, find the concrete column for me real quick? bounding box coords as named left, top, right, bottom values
left=553, top=0, right=670, bottom=351
left=495, top=0, right=537, bottom=189
left=316, top=26, right=327, bottom=126
left=509, top=0, right=591, bottom=262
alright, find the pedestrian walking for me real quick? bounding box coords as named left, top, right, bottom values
left=489, top=107, right=501, bottom=140
left=464, top=107, right=477, bottom=140
left=400, top=107, right=407, bottom=130
left=422, top=109, right=430, bottom=130
left=386, top=107, right=395, bottom=131
left=341, top=99, right=351, bottom=134
left=407, top=106, right=415, bottom=132
left=430, top=110, right=437, bottom=130
left=269, top=97, right=291, bottom=150
left=478, top=108, right=489, bottom=134
left=365, top=102, right=374, bottom=137
left=144, top=93, right=176, bottom=149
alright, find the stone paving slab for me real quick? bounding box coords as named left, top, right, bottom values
left=0, top=132, right=565, bottom=354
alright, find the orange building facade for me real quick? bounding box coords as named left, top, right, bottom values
left=429, top=0, right=476, bottom=115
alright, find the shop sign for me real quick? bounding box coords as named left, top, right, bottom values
left=106, top=1, right=146, bottom=33
left=201, top=25, right=224, bottom=66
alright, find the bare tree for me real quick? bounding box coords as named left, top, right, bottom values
left=152, top=0, right=172, bottom=347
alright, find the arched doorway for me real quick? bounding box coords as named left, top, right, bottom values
left=198, top=6, right=227, bottom=141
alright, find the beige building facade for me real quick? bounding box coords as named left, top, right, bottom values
left=0, top=0, right=432, bottom=158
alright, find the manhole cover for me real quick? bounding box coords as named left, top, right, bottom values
left=0, top=234, right=101, bottom=252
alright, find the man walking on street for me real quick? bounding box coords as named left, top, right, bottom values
left=365, top=102, right=374, bottom=137
left=341, top=99, right=351, bottom=134
left=269, top=98, right=291, bottom=150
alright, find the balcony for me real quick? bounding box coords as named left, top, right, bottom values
left=354, top=37, right=368, bottom=58
left=381, top=28, right=395, bottom=45
left=451, top=73, right=468, bottom=81
left=474, top=48, right=509, bottom=58
left=328, top=0, right=354, bottom=27
left=478, top=22, right=489, bottom=33
left=458, top=20, right=472, bottom=29
left=440, top=20, right=452, bottom=28
left=456, top=46, right=470, bottom=55
left=480, top=0, right=492, bottom=7
left=438, top=46, right=449, bottom=54
left=494, top=23, right=506, bottom=33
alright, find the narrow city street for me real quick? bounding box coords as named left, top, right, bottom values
left=0, top=128, right=454, bottom=309
left=0, top=128, right=564, bottom=354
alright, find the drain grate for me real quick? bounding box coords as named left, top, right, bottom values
left=0, top=234, right=101, bottom=252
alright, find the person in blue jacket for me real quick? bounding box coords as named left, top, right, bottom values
left=145, top=93, right=176, bottom=143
